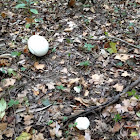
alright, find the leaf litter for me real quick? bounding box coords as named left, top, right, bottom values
left=0, top=0, right=140, bottom=139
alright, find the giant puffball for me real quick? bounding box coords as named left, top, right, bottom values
left=75, top=117, right=90, bottom=130
left=28, top=35, right=49, bottom=56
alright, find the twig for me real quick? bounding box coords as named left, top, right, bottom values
left=61, top=77, right=140, bottom=129
left=107, top=35, right=140, bottom=49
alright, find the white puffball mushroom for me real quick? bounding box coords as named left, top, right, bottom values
left=28, top=35, right=49, bottom=57
left=75, top=117, right=90, bottom=130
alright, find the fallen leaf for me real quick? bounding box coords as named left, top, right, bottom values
left=32, top=133, right=45, bottom=140
left=114, top=54, right=130, bottom=62
left=46, top=82, right=55, bottom=90
left=112, top=122, right=121, bottom=133
left=121, top=71, right=130, bottom=77
left=34, top=62, right=45, bottom=70
left=61, top=68, right=68, bottom=73
left=84, top=90, right=89, bottom=96
left=74, top=97, right=90, bottom=107
left=90, top=74, right=104, bottom=84
left=0, top=123, right=7, bottom=131
left=2, top=78, right=16, bottom=87
left=64, top=28, right=73, bottom=32
left=113, top=83, right=124, bottom=92
left=16, top=132, right=32, bottom=140
left=68, top=78, right=80, bottom=87
left=23, top=115, right=33, bottom=125
left=114, top=104, right=128, bottom=113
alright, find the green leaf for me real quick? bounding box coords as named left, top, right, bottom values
left=107, top=48, right=114, bottom=54
left=113, top=114, right=122, bottom=122
left=56, top=85, right=65, bottom=90
left=16, top=132, right=32, bottom=140
left=15, top=3, right=26, bottom=9
left=7, top=68, right=17, bottom=76
left=42, top=99, right=50, bottom=106
left=136, top=112, right=140, bottom=118
left=131, top=89, right=136, bottom=94
left=130, top=131, right=138, bottom=136
left=84, top=43, right=95, bottom=51
left=109, top=42, right=117, bottom=53
left=11, top=51, right=21, bottom=57
left=21, top=67, right=26, bottom=71
left=8, top=99, right=19, bottom=108
left=0, top=98, right=7, bottom=112
left=47, top=120, right=53, bottom=125
left=0, top=68, right=6, bottom=74
left=80, top=61, right=90, bottom=66
left=63, top=116, right=68, bottom=121
left=30, top=9, right=38, bottom=14
left=0, top=98, right=6, bottom=119
left=104, top=32, right=108, bottom=36
left=116, top=62, right=123, bottom=67
left=25, top=23, right=31, bottom=28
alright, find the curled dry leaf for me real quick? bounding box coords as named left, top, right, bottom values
left=46, top=82, right=55, bottom=90
left=2, top=78, right=16, bottom=87
left=34, top=62, right=45, bottom=70
left=68, top=78, right=80, bottom=87
left=113, top=83, right=124, bottom=92
left=0, top=123, right=7, bottom=131
left=89, top=74, right=104, bottom=85
left=121, top=71, right=130, bottom=77
left=112, top=122, right=121, bottom=133
left=75, top=97, right=90, bottom=107
left=114, top=54, right=130, bottom=62
left=61, top=67, right=68, bottom=73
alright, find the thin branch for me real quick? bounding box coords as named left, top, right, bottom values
left=108, top=35, right=140, bottom=49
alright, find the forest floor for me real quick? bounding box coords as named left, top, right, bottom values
left=0, top=0, right=140, bottom=139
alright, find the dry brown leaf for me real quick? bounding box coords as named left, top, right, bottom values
left=64, top=28, right=73, bottom=32
left=68, top=78, right=80, bottom=87
left=3, top=78, right=16, bottom=87
left=59, top=59, right=65, bottom=64
left=3, top=128, right=14, bottom=137
left=121, top=71, right=130, bottom=77
left=24, top=115, right=33, bottom=125
left=32, top=88, right=40, bottom=95
left=114, top=54, right=130, bottom=62
left=130, top=97, right=138, bottom=106
left=46, top=82, right=55, bottom=90
left=112, top=122, right=121, bottom=133
left=74, top=97, right=90, bottom=107
left=114, top=104, right=128, bottom=113
left=90, top=7, right=95, bottom=13
left=0, top=87, right=3, bottom=92
left=113, top=83, right=124, bottom=92
left=61, top=68, right=68, bottom=73
left=32, top=133, right=45, bottom=140
left=0, top=123, right=7, bottom=131
left=84, top=90, right=89, bottom=96
left=90, top=74, right=104, bottom=84
left=34, top=62, right=45, bottom=70
left=136, top=0, right=140, bottom=4
left=76, top=134, right=85, bottom=140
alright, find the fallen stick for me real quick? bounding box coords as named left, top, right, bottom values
left=61, top=77, right=140, bottom=129
left=107, top=35, right=140, bottom=49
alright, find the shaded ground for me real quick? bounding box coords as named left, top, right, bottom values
left=0, top=0, right=140, bottom=139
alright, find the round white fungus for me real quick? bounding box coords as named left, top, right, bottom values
left=75, top=117, right=90, bottom=130
left=28, top=35, right=49, bottom=56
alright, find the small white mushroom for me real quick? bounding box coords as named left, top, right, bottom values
left=75, top=117, right=90, bottom=130
left=28, top=35, right=49, bottom=57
